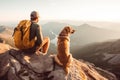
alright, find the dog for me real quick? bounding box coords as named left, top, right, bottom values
left=55, top=26, right=75, bottom=75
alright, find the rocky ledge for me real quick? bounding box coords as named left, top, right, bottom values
left=0, top=49, right=117, bottom=80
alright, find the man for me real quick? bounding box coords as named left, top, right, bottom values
left=24, top=11, right=50, bottom=55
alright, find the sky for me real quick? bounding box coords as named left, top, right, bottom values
left=1, top=0, right=120, bottom=23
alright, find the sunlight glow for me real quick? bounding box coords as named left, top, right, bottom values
left=1, top=0, right=120, bottom=22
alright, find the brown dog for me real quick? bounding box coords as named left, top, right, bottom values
left=55, top=26, right=75, bottom=75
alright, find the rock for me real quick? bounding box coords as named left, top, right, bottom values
left=0, top=51, right=10, bottom=77
left=79, top=51, right=120, bottom=79
left=0, top=43, right=12, bottom=53
left=0, top=49, right=118, bottom=80
left=77, top=39, right=120, bottom=79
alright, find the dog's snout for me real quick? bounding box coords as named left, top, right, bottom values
left=71, top=29, right=75, bottom=33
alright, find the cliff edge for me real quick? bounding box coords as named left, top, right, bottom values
left=0, top=47, right=117, bottom=80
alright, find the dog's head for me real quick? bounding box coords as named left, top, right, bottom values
left=59, top=26, right=75, bottom=36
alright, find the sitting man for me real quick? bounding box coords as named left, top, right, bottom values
left=22, top=11, right=50, bottom=55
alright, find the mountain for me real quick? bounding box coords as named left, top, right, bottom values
left=0, top=26, right=14, bottom=47
left=42, top=22, right=120, bottom=54
left=73, top=23, right=120, bottom=46
left=76, top=39, right=120, bottom=79
left=0, top=45, right=117, bottom=80
left=0, top=26, right=13, bottom=36
left=72, top=23, right=120, bottom=53
left=87, top=21, right=120, bottom=31
left=42, top=22, right=120, bottom=46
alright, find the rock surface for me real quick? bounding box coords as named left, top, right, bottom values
left=0, top=43, right=12, bottom=54
left=0, top=49, right=117, bottom=80
left=77, top=39, right=120, bottom=79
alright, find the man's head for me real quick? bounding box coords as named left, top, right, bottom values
left=30, top=11, right=40, bottom=22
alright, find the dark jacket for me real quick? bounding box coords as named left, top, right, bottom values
left=30, top=22, right=43, bottom=47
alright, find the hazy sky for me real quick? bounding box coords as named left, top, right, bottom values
left=1, top=0, right=120, bottom=23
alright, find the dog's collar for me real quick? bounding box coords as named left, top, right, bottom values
left=58, top=36, right=70, bottom=41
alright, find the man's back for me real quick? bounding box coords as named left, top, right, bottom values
left=30, top=22, right=43, bottom=47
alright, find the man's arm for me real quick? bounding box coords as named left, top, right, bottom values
left=36, top=25, right=43, bottom=46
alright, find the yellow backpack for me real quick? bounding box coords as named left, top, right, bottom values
left=13, top=20, right=35, bottom=49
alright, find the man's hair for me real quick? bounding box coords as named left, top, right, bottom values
left=30, top=11, right=39, bottom=20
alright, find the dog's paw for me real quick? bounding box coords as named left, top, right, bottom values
left=64, top=66, right=69, bottom=75
left=54, top=55, right=63, bottom=66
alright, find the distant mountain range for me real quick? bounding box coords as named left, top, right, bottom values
left=73, top=23, right=120, bottom=46
left=42, top=22, right=120, bottom=45
left=1, top=22, right=120, bottom=53
left=41, top=22, right=120, bottom=54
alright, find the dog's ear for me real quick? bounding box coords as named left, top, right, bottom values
left=64, top=26, right=71, bottom=33
left=59, top=27, right=68, bottom=36
left=66, top=26, right=75, bottom=34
